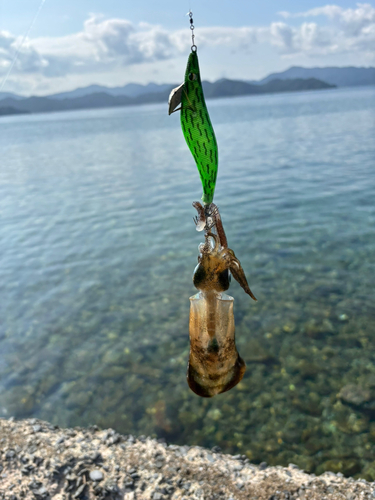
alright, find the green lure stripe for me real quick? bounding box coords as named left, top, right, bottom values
left=181, top=51, right=218, bottom=205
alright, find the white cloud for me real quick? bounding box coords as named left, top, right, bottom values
left=1, top=4, right=374, bottom=93
left=280, top=5, right=343, bottom=18
left=279, top=3, right=375, bottom=37
left=0, top=30, right=48, bottom=74
left=276, top=3, right=375, bottom=55
left=31, top=15, right=187, bottom=70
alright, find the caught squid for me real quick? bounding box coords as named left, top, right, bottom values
left=188, top=203, right=256, bottom=398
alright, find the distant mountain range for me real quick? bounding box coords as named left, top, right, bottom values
left=49, top=82, right=173, bottom=100
left=1, top=65, right=374, bottom=117
left=1, top=66, right=373, bottom=105
left=0, top=106, right=29, bottom=116
left=254, top=66, right=375, bottom=87
left=0, top=78, right=335, bottom=116
left=0, top=91, right=25, bottom=101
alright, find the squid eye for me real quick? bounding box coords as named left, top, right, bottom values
left=188, top=73, right=197, bottom=81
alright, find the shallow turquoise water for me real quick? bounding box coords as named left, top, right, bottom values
left=0, top=87, right=375, bottom=476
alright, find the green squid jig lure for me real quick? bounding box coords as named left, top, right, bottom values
left=169, top=12, right=257, bottom=398
left=168, top=13, right=218, bottom=206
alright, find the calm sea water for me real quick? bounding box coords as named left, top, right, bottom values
left=1, top=87, right=375, bottom=477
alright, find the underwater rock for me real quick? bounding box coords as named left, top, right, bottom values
left=296, top=360, right=320, bottom=379
left=65, top=391, right=92, bottom=409
left=335, top=334, right=362, bottom=348
left=303, top=319, right=334, bottom=339
left=206, top=408, right=222, bottom=421
left=101, top=366, right=127, bottom=379
left=146, top=400, right=172, bottom=433
left=316, top=459, right=361, bottom=476
left=361, top=461, right=375, bottom=481
left=338, top=384, right=371, bottom=408
left=314, top=284, right=343, bottom=298
left=336, top=413, right=369, bottom=434
left=242, top=339, right=276, bottom=364
left=292, top=392, right=322, bottom=417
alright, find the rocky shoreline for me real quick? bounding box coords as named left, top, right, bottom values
left=1, top=418, right=374, bottom=500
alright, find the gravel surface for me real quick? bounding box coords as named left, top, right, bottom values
left=1, top=418, right=375, bottom=500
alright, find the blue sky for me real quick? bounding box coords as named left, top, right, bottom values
left=0, top=0, right=374, bottom=95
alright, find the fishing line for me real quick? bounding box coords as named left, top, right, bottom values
left=0, top=0, right=3, bottom=33
left=0, top=0, right=47, bottom=92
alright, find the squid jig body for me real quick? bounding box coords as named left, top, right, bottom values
left=169, top=49, right=218, bottom=206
